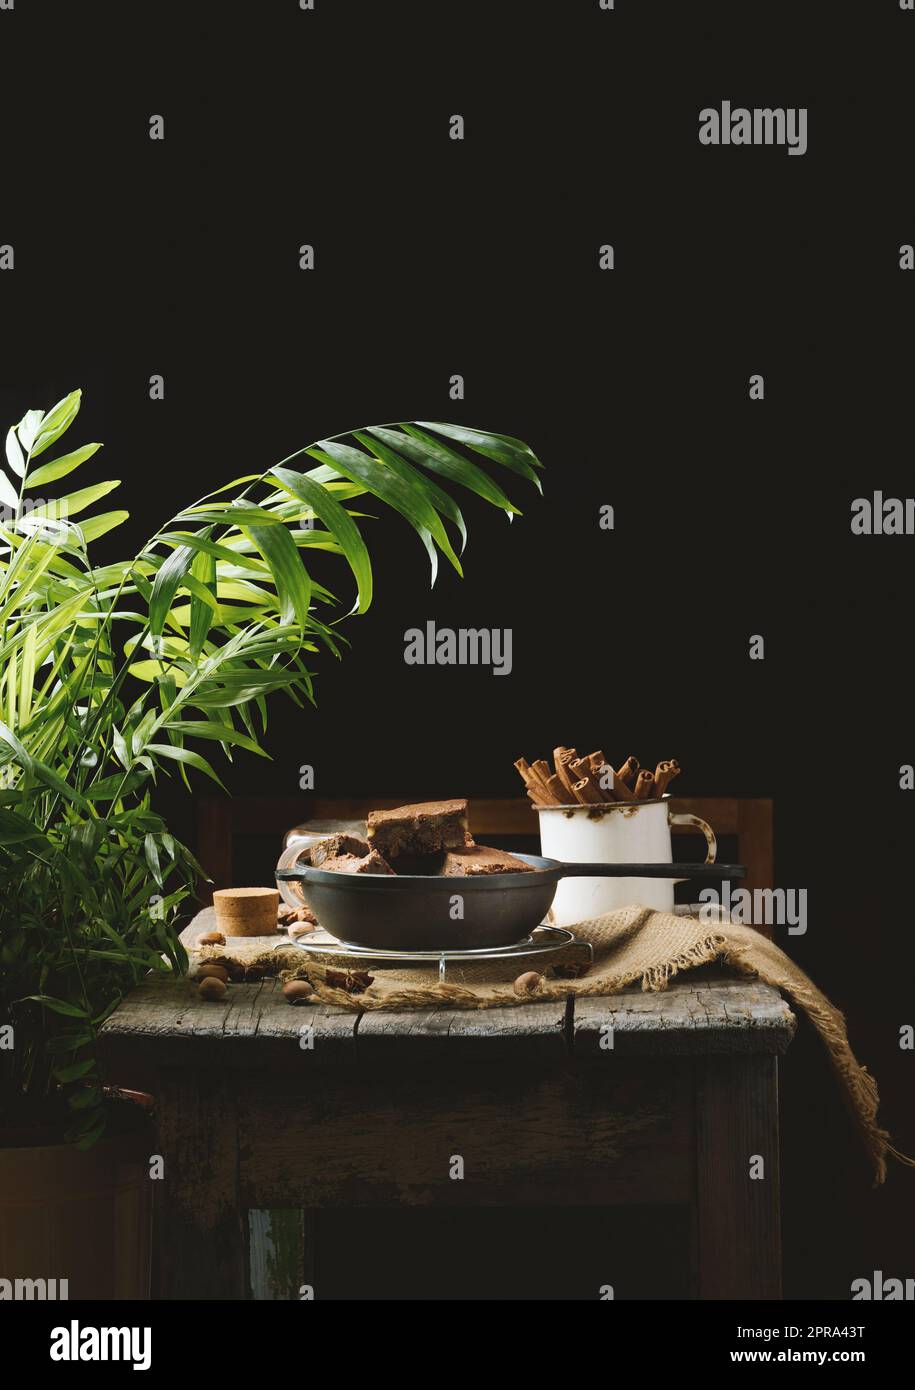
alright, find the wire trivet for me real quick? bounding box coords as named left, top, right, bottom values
left=282, top=923, right=593, bottom=982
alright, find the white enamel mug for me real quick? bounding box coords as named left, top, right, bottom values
left=535, top=796, right=717, bottom=925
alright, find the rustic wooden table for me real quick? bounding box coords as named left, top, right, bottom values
left=99, top=907, right=795, bottom=1301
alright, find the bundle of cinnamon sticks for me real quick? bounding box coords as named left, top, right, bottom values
left=514, top=748, right=681, bottom=807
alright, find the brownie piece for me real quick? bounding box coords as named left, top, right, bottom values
left=320, top=848, right=395, bottom=875
left=305, top=833, right=370, bottom=867
left=386, top=852, right=447, bottom=876
left=366, top=799, right=471, bottom=858
left=440, top=845, right=535, bottom=876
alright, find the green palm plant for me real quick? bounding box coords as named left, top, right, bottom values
left=0, top=390, right=543, bottom=1145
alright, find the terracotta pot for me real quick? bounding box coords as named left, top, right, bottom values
left=0, top=1094, right=153, bottom=1300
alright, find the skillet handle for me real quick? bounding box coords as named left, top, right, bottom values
left=275, top=860, right=319, bottom=914
left=557, top=862, right=746, bottom=880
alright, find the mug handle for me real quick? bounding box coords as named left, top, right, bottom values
left=669, top=812, right=717, bottom=866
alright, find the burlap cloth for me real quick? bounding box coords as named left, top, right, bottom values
left=195, top=905, right=912, bottom=1184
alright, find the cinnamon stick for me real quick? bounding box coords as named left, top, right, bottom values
left=559, top=772, right=586, bottom=806
left=545, top=773, right=568, bottom=804
left=558, top=751, right=591, bottom=804
left=611, top=765, right=635, bottom=801
left=521, top=756, right=562, bottom=804
left=532, top=759, right=556, bottom=793
left=653, top=760, right=670, bottom=797
left=634, top=769, right=655, bottom=800
left=653, top=759, right=681, bottom=798
left=553, top=747, right=580, bottom=801
left=514, top=756, right=538, bottom=793
left=570, top=757, right=608, bottom=803
left=514, top=757, right=549, bottom=805
left=587, top=752, right=616, bottom=800
left=615, top=756, right=639, bottom=788
left=571, top=776, right=602, bottom=805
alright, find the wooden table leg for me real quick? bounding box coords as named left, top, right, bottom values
left=156, top=1075, right=248, bottom=1299
left=693, top=1055, right=782, bottom=1299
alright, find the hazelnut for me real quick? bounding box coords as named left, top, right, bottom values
left=198, top=976, right=227, bottom=1001
left=197, top=963, right=229, bottom=983
left=282, top=979, right=314, bottom=1005
left=513, top=970, right=543, bottom=996
left=287, top=921, right=314, bottom=939
left=199, top=931, right=226, bottom=946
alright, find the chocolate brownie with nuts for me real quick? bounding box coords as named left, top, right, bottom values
left=440, top=845, right=534, bottom=876
left=304, top=833, right=370, bottom=867
left=366, top=799, right=471, bottom=858
left=320, top=848, right=395, bottom=875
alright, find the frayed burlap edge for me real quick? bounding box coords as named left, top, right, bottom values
left=287, top=929, right=729, bottom=1012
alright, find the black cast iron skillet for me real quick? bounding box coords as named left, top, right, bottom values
left=276, top=854, right=746, bottom=952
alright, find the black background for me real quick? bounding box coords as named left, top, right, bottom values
left=1, top=0, right=913, bottom=1299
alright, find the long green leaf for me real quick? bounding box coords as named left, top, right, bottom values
left=5, top=427, right=26, bottom=478
left=241, top=522, right=311, bottom=629
left=178, top=504, right=282, bottom=525
left=164, top=720, right=269, bottom=757
left=27, top=479, right=120, bottom=521
left=53, top=1059, right=97, bottom=1083
left=23, top=994, right=90, bottom=1019
left=26, top=442, right=102, bottom=489
left=0, top=719, right=89, bottom=806
left=309, top=439, right=444, bottom=584
left=146, top=742, right=228, bottom=789
left=188, top=540, right=217, bottom=659
left=31, top=390, right=81, bottom=458
left=15, top=410, right=44, bottom=454
left=354, top=431, right=469, bottom=550
left=351, top=432, right=464, bottom=574
left=270, top=467, right=373, bottom=614
left=417, top=421, right=544, bottom=486
left=0, top=469, right=18, bottom=510
left=157, top=531, right=265, bottom=573
left=372, top=425, right=521, bottom=512
left=19, top=622, right=37, bottom=727
left=144, top=833, right=163, bottom=887
left=83, top=771, right=149, bottom=802
left=0, top=807, right=46, bottom=842
left=77, top=510, right=129, bottom=543
left=147, top=545, right=194, bottom=637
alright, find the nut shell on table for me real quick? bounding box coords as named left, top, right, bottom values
left=282, top=979, right=314, bottom=1005
left=513, top=970, right=543, bottom=996
left=198, top=976, right=228, bottom=1001
left=279, top=904, right=318, bottom=928
left=197, top=963, right=230, bottom=983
